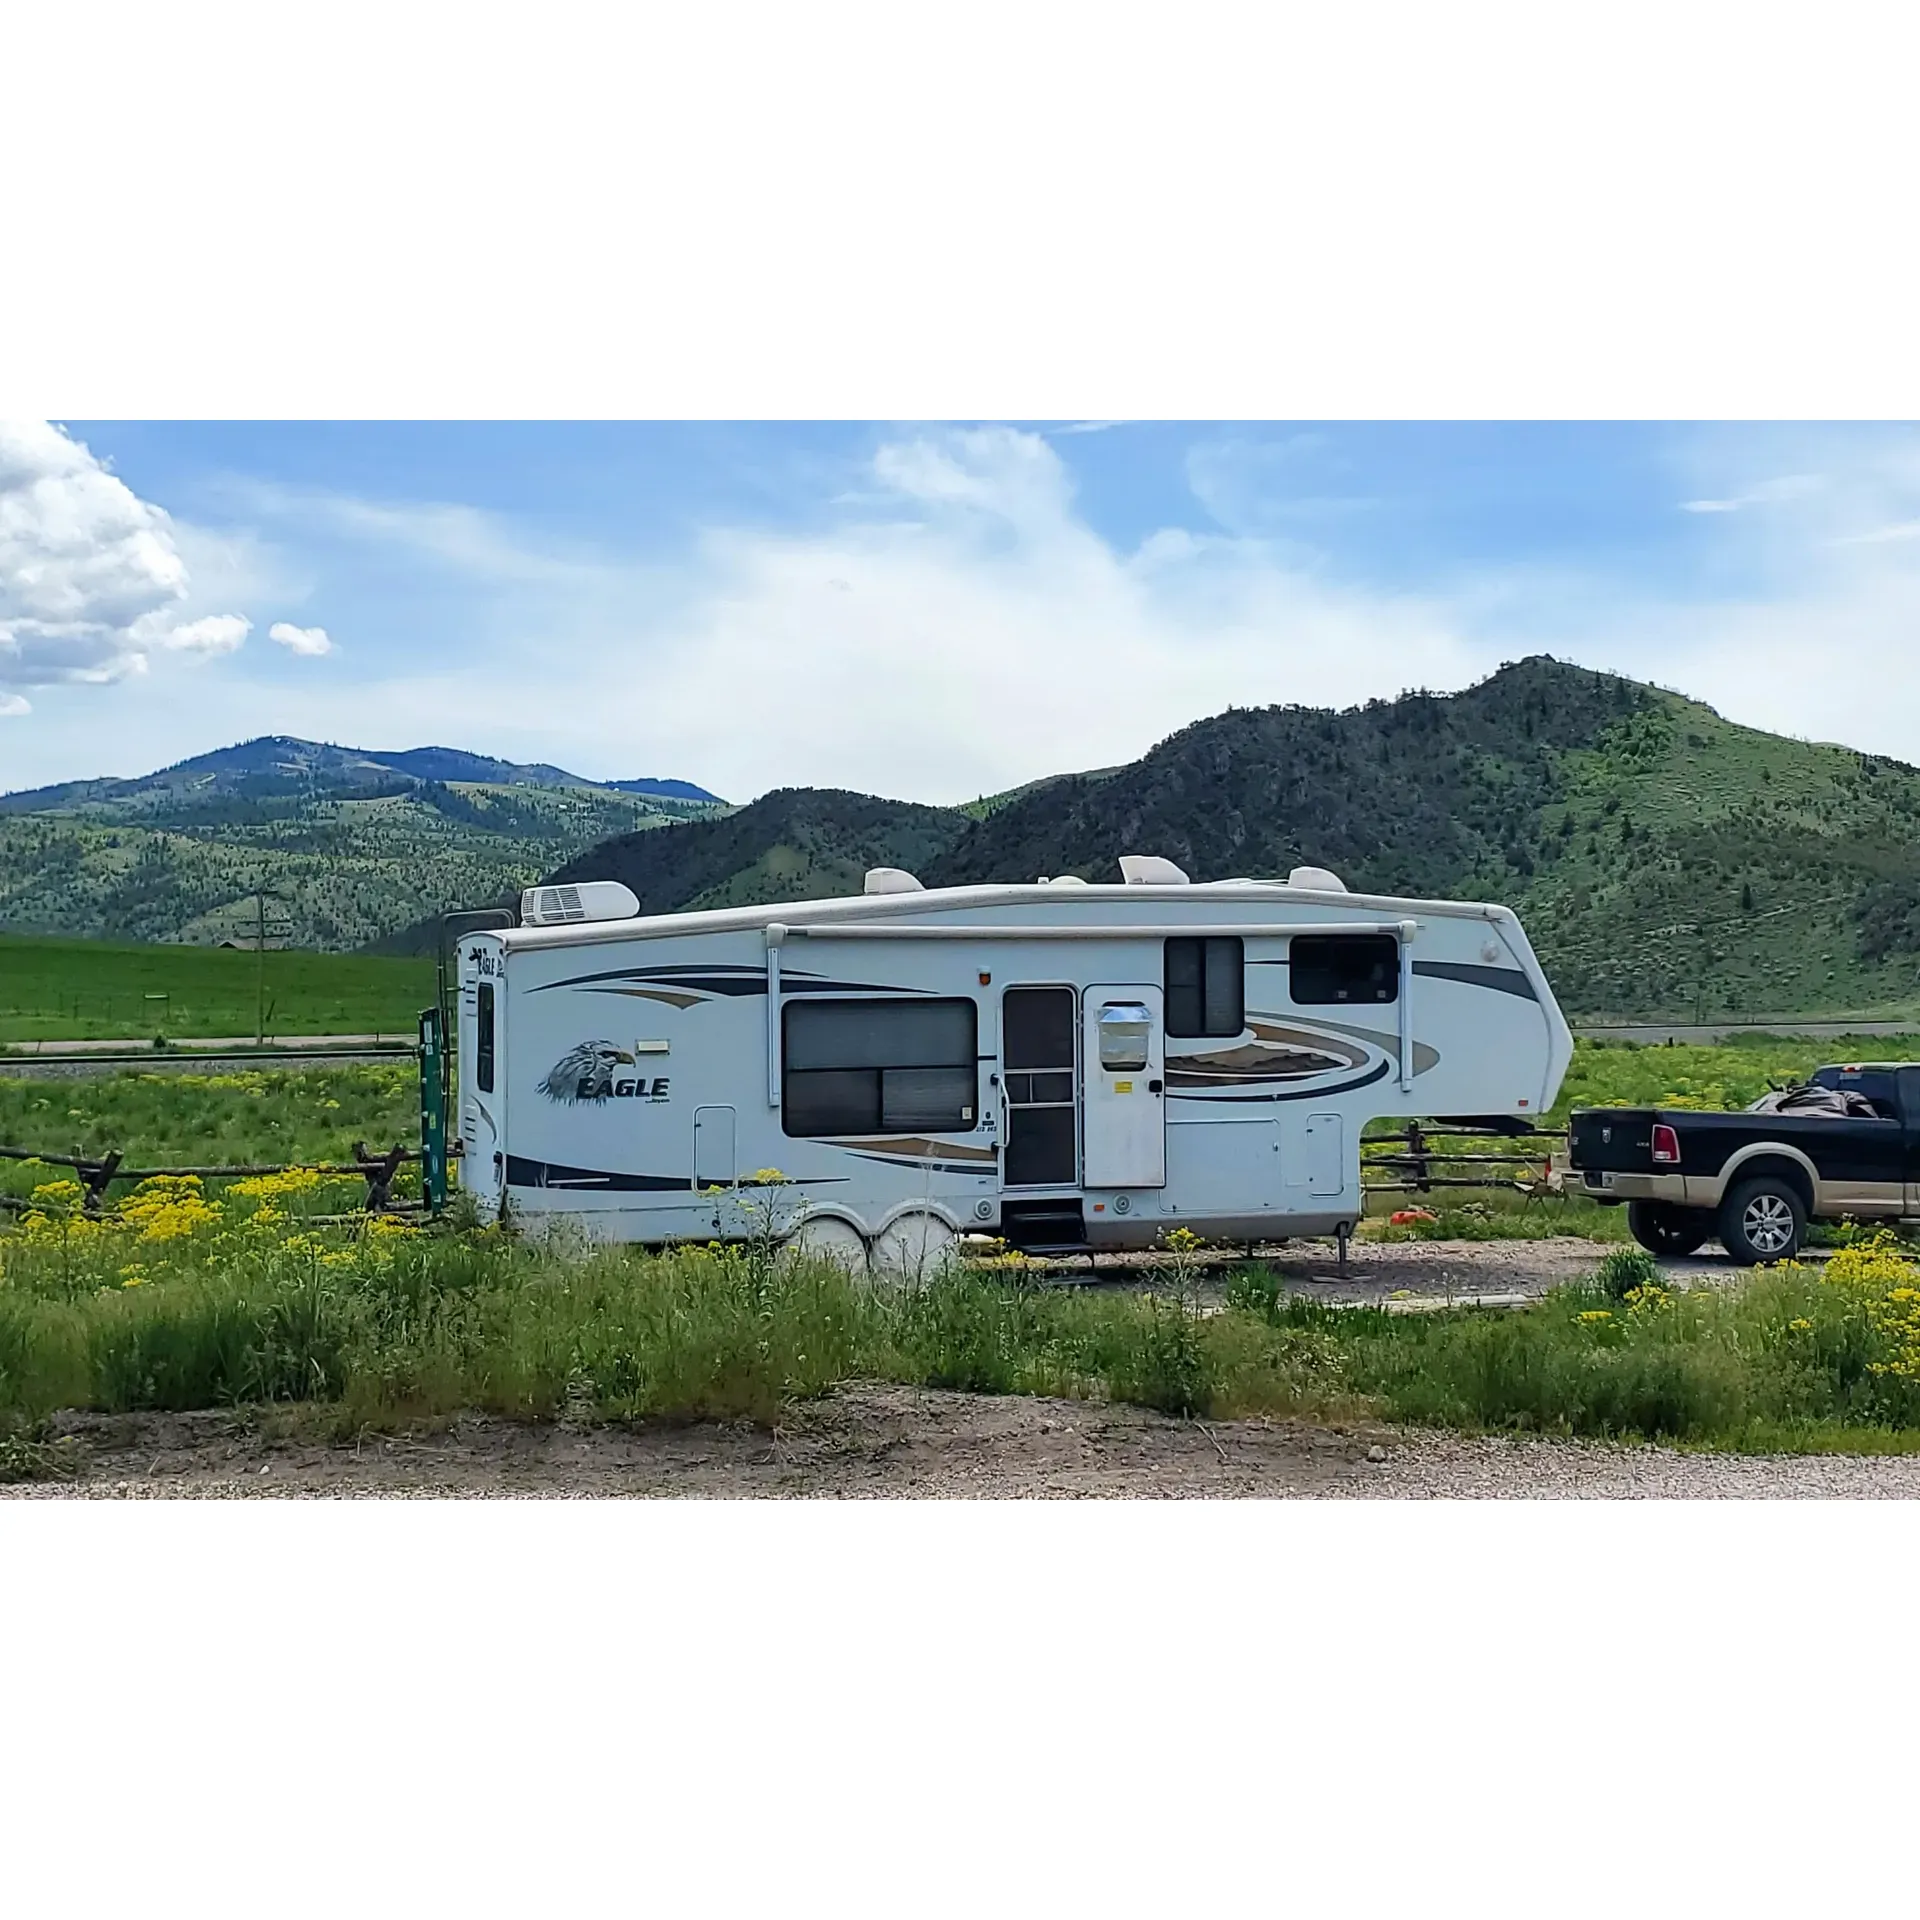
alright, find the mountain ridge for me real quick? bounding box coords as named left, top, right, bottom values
left=515, top=657, right=1920, bottom=1021
left=15, top=661, right=1920, bottom=1023
left=0, top=735, right=724, bottom=810
left=0, top=735, right=726, bottom=950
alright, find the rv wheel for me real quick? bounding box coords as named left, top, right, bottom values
left=869, top=1212, right=959, bottom=1288
left=789, top=1215, right=869, bottom=1276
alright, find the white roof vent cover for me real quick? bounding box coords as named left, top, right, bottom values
left=1118, top=854, right=1190, bottom=886
left=520, top=880, right=641, bottom=926
left=863, top=867, right=925, bottom=894
left=1287, top=865, right=1347, bottom=893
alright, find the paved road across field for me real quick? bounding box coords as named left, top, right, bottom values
left=1, top=1034, right=405, bottom=1054
left=1578, top=1019, right=1920, bottom=1045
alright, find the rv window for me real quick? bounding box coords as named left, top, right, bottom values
left=476, top=983, right=495, bottom=1093
left=782, top=998, right=978, bottom=1138
left=1164, top=937, right=1244, bottom=1037
left=1290, top=934, right=1399, bottom=1005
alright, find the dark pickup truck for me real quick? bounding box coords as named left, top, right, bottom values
left=1568, top=1062, right=1920, bottom=1264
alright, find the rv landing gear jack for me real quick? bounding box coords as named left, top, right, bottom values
left=1335, top=1220, right=1351, bottom=1275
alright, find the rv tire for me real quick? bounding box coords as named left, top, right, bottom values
left=869, top=1211, right=959, bottom=1288
left=789, top=1214, right=869, bottom=1277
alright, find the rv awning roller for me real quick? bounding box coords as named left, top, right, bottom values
left=775, top=920, right=1417, bottom=941
left=761, top=918, right=1422, bottom=1107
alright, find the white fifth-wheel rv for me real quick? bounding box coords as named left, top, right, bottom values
left=453, top=858, right=1573, bottom=1274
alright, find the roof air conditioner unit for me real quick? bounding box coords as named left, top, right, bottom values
left=520, top=880, right=641, bottom=926
left=1119, top=855, right=1190, bottom=886
left=863, top=868, right=925, bottom=894
left=1287, top=865, right=1347, bottom=892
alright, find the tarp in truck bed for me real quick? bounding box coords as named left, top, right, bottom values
left=1745, top=1083, right=1885, bottom=1119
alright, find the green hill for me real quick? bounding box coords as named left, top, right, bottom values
left=0, top=736, right=725, bottom=951
left=534, top=658, right=1920, bottom=1021
left=22, top=664, right=1920, bottom=1024
left=544, top=788, right=973, bottom=915
left=921, top=658, right=1920, bottom=1020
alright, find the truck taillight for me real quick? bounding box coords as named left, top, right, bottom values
left=1651, top=1123, right=1680, bottom=1165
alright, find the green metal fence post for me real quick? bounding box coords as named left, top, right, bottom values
left=418, top=1006, right=448, bottom=1211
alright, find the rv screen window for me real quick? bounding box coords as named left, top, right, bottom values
left=476, top=983, right=495, bottom=1093
left=1164, top=937, right=1244, bottom=1037
left=782, top=998, right=978, bottom=1137
left=1289, top=934, right=1399, bottom=1005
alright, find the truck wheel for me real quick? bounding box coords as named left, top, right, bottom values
left=1717, top=1176, right=1806, bottom=1265
left=1627, top=1200, right=1710, bottom=1258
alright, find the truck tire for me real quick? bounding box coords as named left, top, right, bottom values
left=1717, top=1176, right=1806, bottom=1266
left=1627, top=1200, right=1711, bottom=1258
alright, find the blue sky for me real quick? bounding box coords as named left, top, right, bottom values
left=6, top=420, right=1919, bottom=804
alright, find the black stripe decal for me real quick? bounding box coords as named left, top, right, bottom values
left=505, top=1156, right=846, bottom=1192
left=506, top=1157, right=689, bottom=1191
left=846, top=1152, right=996, bottom=1177
left=535, top=965, right=922, bottom=997
left=1168, top=1059, right=1393, bottom=1103
left=1411, top=960, right=1538, bottom=1001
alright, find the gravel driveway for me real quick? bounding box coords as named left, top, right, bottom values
left=11, top=1380, right=1919, bottom=1500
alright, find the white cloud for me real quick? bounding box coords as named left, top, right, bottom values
left=0, top=421, right=252, bottom=695
left=283, top=426, right=1482, bottom=802
left=459, top=425, right=1920, bottom=800
left=1833, top=518, right=1920, bottom=547
left=1679, top=472, right=1824, bottom=514
left=0, top=692, right=28, bottom=717
left=269, top=621, right=333, bottom=656
left=147, top=613, right=251, bottom=656
left=19, top=422, right=1920, bottom=808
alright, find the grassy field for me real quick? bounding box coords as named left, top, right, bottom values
left=0, top=934, right=435, bottom=1042
left=4, top=1192, right=1920, bottom=1457
left=9, top=1036, right=1920, bottom=1458
left=0, top=1066, right=419, bottom=1201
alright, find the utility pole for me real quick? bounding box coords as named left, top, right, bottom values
left=256, top=888, right=267, bottom=1047
left=248, top=887, right=291, bottom=1047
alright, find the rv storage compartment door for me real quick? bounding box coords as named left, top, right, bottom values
left=1304, top=1112, right=1345, bottom=1197
left=1082, top=989, right=1166, bottom=1188
left=693, top=1107, right=737, bottom=1190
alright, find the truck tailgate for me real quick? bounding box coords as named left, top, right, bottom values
left=1567, top=1108, right=1660, bottom=1171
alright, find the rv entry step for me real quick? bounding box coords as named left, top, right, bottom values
left=999, top=1198, right=1089, bottom=1254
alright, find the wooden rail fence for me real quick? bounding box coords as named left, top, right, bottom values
left=1362, top=1122, right=1571, bottom=1201
left=0, top=1140, right=423, bottom=1217
left=3, top=1123, right=1572, bottom=1222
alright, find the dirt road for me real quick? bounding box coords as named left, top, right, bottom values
left=11, top=1384, right=1920, bottom=1500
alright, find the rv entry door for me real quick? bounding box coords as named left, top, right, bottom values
left=1082, top=987, right=1166, bottom=1188
left=458, top=939, right=505, bottom=1211
left=1001, top=986, right=1078, bottom=1187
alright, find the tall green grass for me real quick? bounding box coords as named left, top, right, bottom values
left=0, top=1220, right=1354, bottom=1434
left=7, top=1214, right=1920, bottom=1451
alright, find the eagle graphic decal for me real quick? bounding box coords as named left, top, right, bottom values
left=540, top=1040, right=637, bottom=1104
